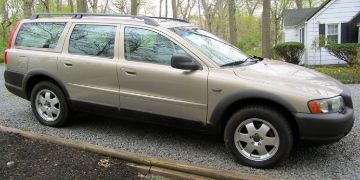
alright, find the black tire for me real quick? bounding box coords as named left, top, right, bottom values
left=30, top=81, right=71, bottom=127
left=224, top=106, right=293, bottom=168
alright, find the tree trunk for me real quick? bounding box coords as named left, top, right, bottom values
left=1, top=0, right=10, bottom=40
left=295, top=0, right=302, bottom=9
left=159, top=0, right=163, bottom=17
left=89, top=0, right=98, bottom=13
left=165, top=0, right=168, bottom=17
left=228, top=0, right=237, bottom=45
left=23, top=0, right=33, bottom=18
left=57, top=0, right=62, bottom=11
left=201, top=0, right=212, bottom=32
left=131, top=0, right=138, bottom=15
left=68, top=0, right=74, bottom=12
left=103, top=0, right=109, bottom=13
left=43, top=0, right=50, bottom=12
left=262, top=0, right=271, bottom=58
left=76, top=0, right=87, bottom=12
left=172, top=0, right=177, bottom=18
left=197, top=0, right=202, bottom=26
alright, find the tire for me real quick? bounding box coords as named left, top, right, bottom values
left=30, top=81, right=71, bottom=127
left=224, top=106, right=293, bottom=168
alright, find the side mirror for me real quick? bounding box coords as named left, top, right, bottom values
left=171, top=56, right=201, bottom=71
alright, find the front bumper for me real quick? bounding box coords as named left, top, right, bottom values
left=294, top=107, right=354, bottom=145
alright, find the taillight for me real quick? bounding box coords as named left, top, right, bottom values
left=4, top=21, right=20, bottom=65
left=4, top=50, right=8, bottom=64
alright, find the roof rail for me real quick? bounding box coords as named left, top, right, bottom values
left=145, top=16, right=189, bottom=23
left=30, top=13, right=160, bottom=26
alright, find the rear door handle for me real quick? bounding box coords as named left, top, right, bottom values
left=122, top=68, right=137, bottom=76
left=125, top=70, right=136, bottom=76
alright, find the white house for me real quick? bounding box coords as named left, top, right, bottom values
left=283, top=0, right=360, bottom=65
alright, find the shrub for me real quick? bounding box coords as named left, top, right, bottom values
left=325, top=43, right=360, bottom=66
left=273, top=42, right=304, bottom=64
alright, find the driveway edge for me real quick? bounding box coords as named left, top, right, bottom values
left=0, top=125, right=268, bottom=180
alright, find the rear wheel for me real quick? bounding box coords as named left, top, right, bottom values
left=224, top=106, right=293, bottom=168
left=30, top=81, right=70, bottom=127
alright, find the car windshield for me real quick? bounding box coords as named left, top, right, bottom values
left=171, top=27, right=249, bottom=66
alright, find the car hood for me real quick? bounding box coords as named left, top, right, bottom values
left=232, top=59, right=345, bottom=98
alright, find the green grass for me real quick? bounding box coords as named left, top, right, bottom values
left=313, top=65, right=360, bottom=84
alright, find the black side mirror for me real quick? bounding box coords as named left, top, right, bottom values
left=171, top=56, right=201, bottom=71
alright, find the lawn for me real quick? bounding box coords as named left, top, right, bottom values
left=313, top=66, right=360, bottom=84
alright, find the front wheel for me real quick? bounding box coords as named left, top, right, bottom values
left=30, top=81, right=71, bottom=127
left=224, top=106, right=293, bottom=168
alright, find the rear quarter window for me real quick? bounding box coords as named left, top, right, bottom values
left=15, top=22, right=66, bottom=49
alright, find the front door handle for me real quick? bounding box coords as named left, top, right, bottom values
left=63, top=61, right=73, bottom=67
left=125, top=70, right=136, bottom=76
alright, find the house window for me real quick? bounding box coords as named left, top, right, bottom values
left=326, top=24, right=339, bottom=43
left=300, top=28, right=305, bottom=43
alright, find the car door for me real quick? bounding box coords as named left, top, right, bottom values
left=118, top=26, right=208, bottom=123
left=58, top=23, right=120, bottom=108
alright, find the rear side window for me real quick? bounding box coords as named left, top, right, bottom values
left=69, top=24, right=116, bottom=58
left=15, top=22, right=66, bottom=48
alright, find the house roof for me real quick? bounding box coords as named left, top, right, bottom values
left=305, top=0, right=332, bottom=21
left=283, top=8, right=318, bottom=26
left=283, top=0, right=332, bottom=27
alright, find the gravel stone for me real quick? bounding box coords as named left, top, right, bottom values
left=1, top=65, right=359, bottom=179
left=6, top=161, right=15, bottom=168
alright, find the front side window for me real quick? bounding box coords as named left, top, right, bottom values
left=69, top=24, right=116, bottom=58
left=327, top=24, right=338, bottom=43
left=124, top=27, right=190, bottom=65
left=15, top=22, right=66, bottom=48
left=171, top=27, right=249, bottom=67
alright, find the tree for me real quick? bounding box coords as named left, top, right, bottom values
left=159, top=0, right=163, bottom=16
left=244, top=0, right=261, bottom=16
left=88, top=0, right=98, bottom=13
left=68, top=0, right=74, bottom=12
left=228, top=0, right=237, bottom=45
left=76, top=0, right=88, bottom=12
left=56, top=0, right=62, bottom=11
left=272, top=0, right=291, bottom=45
left=131, top=0, right=138, bottom=15
left=201, top=0, right=215, bottom=32
left=295, top=0, right=302, bottom=8
left=1, top=0, right=11, bottom=40
left=40, top=0, right=50, bottom=13
left=262, top=0, right=271, bottom=58
left=179, top=0, right=196, bottom=20
left=103, top=0, right=109, bottom=13
left=172, top=0, right=177, bottom=18
left=165, top=0, right=168, bottom=17
left=113, top=0, right=129, bottom=14
left=22, top=0, right=33, bottom=18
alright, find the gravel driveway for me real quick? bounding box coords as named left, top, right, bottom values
left=1, top=65, right=359, bottom=179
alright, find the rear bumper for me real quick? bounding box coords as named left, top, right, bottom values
left=294, top=107, right=354, bottom=145
left=4, top=70, right=27, bottom=99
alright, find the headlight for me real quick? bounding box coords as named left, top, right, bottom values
left=308, top=96, right=345, bottom=113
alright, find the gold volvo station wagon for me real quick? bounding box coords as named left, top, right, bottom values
left=4, top=13, right=354, bottom=168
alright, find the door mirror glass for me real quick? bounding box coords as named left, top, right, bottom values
left=171, top=56, right=201, bottom=71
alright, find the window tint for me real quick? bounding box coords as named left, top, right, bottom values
left=124, top=27, right=190, bottom=65
left=15, top=22, right=66, bottom=48
left=69, top=24, right=116, bottom=58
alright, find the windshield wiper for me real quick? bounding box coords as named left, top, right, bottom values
left=220, top=55, right=264, bottom=67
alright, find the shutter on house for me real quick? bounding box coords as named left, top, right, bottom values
left=319, top=24, right=325, bottom=36
left=341, top=23, right=349, bottom=43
